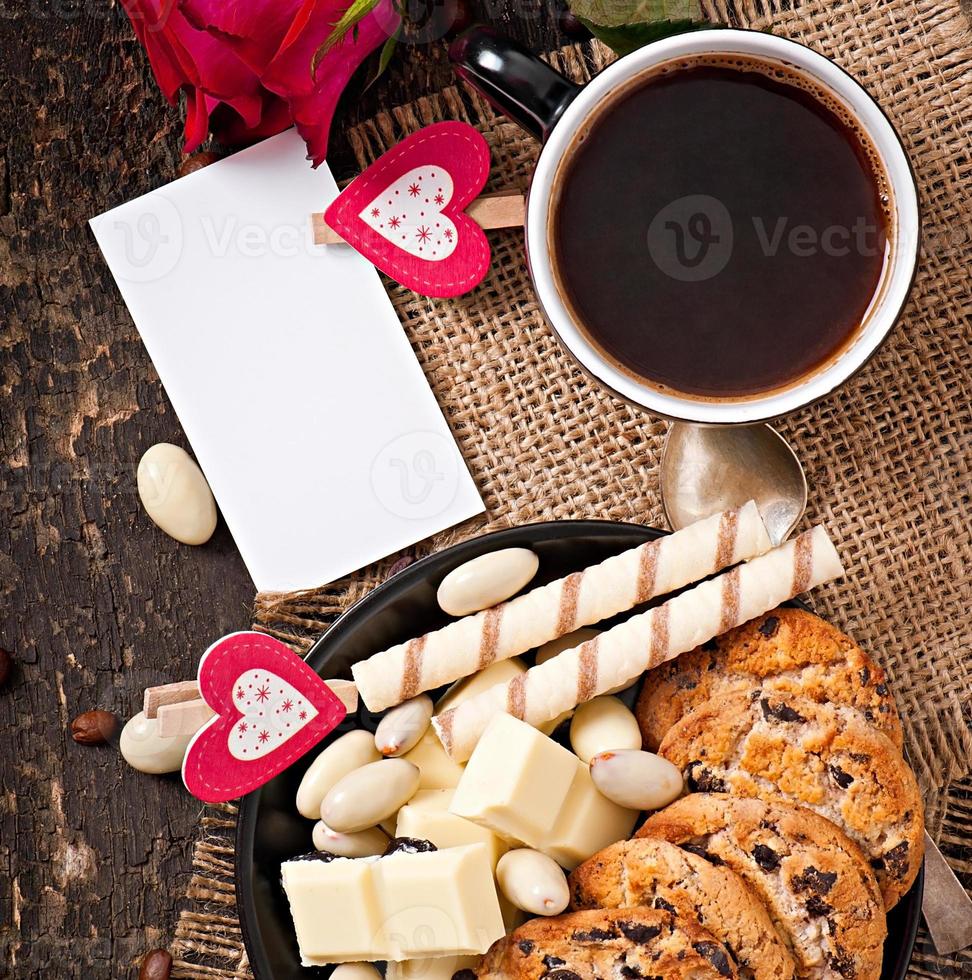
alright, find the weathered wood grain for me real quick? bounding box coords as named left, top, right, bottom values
left=0, top=2, right=567, bottom=976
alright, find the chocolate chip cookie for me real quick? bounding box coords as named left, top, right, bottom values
left=570, top=837, right=796, bottom=980
left=637, top=795, right=886, bottom=980
left=657, top=690, right=923, bottom=908
left=468, top=906, right=738, bottom=979
left=636, top=608, right=901, bottom=751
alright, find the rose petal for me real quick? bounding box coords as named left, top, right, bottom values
left=178, top=0, right=303, bottom=72
left=262, top=0, right=398, bottom=165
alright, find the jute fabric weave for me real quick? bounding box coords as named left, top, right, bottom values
left=171, top=4, right=972, bottom=975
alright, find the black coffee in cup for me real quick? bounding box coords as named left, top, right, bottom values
left=549, top=55, right=893, bottom=400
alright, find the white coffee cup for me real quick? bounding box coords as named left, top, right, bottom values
left=451, top=27, right=919, bottom=423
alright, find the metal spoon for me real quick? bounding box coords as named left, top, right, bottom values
left=660, top=420, right=972, bottom=954
left=660, top=422, right=807, bottom=546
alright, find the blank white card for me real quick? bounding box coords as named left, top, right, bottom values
left=91, top=129, right=483, bottom=592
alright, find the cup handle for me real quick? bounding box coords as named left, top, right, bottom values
left=449, top=26, right=581, bottom=142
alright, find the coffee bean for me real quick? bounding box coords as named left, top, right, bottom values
left=178, top=152, right=220, bottom=177
left=138, top=948, right=172, bottom=980
left=0, top=649, right=12, bottom=688
left=558, top=9, right=591, bottom=40
left=387, top=554, right=416, bottom=578
left=70, top=709, right=119, bottom=745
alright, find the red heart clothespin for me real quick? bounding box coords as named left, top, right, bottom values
left=323, top=121, right=492, bottom=297
left=182, top=632, right=347, bottom=803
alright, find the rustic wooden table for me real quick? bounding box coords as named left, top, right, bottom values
left=0, top=4, right=571, bottom=976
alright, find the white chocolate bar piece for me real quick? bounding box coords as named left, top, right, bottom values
left=403, top=729, right=466, bottom=790
left=353, top=503, right=772, bottom=712
left=402, top=660, right=539, bottom=790
left=450, top=714, right=638, bottom=870
left=396, top=789, right=509, bottom=868
left=434, top=526, right=844, bottom=762
left=281, top=844, right=505, bottom=965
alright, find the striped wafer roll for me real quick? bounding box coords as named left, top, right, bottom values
left=432, top=525, right=843, bottom=762
left=352, top=502, right=772, bottom=712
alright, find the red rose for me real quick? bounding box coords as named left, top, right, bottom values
left=121, top=0, right=398, bottom=165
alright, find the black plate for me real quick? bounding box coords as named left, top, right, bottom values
left=236, top=520, right=923, bottom=980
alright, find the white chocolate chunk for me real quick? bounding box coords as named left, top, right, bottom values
left=436, top=657, right=529, bottom=713
left=450, top=714, right=637, bottom=870
left=281, top=844, right=504, bottom=965
left=282, top=857, right=379, bottom=966
left=353, top=503, right=772, bottom=712
left=136, top=443, right=217, bottom=546
left=402, top=729, right=466, bottom=790
left=451, top=714, right=578, bottom=847
left=435, top=526, right=844, bottom=762
left=396, top=789, right=508, bottom=868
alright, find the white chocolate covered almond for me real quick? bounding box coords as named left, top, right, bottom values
left=296, top=730, right=380, bottom=820
left=321, top=759, right=420, bottom=833
left=375, top=694, right=433, bottom=757
left=497, top=848, right=569, bottom=916
left=590, top=749, right=683, bottom=811
left=119, top=711, right=193, bottom=774
left=136, top=443, right=217, bottom=545
left=570, top=696, right=641, bottom=764
left=331, top=964, right=382, bottom=980
left=312, top=820, right=388, bottom=858
left=437, top=548, right=539, bottom=616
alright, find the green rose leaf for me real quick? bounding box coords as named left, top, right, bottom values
left=569, top=0, right=716, bottom=56
left=570, top=0, right=700, bottom=28
left=578, top=16, right=715, bottom=56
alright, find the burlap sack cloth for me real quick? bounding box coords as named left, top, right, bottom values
left=170, top=1, right=972, bottom=976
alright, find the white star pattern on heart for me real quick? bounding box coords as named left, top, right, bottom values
left=360, top=166, right=458, bottom=262
left=230, top=669, right=318, bottom=761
